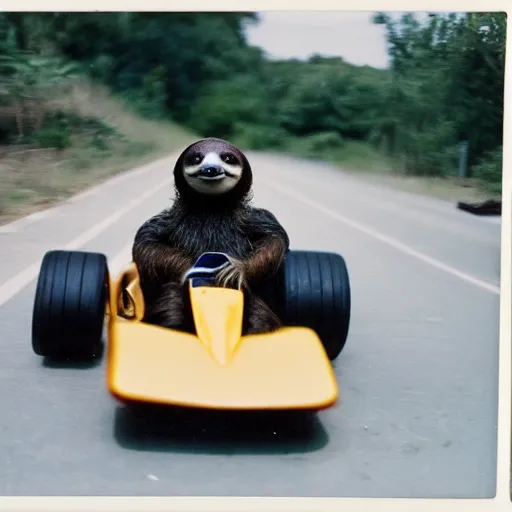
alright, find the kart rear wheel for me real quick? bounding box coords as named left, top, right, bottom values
left=32, top=250, right=109, bottom=360
left=278, top=250, right=351, bottom=360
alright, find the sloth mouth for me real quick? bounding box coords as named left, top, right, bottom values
left=190, top=165, right=235, bottom=181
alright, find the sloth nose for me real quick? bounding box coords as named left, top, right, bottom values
left=201, top=165, right=223, bottom=177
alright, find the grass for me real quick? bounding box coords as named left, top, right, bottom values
left=0, top=80, right=197, bottom=225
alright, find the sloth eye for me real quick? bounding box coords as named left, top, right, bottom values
left=221, top=153, right=238, bottom=165
left=185, top=152, right=203, bottom=166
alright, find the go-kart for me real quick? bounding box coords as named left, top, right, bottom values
left=31, top=248, right=351, bottom=411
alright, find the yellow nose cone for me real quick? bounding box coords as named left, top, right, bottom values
left=189, top=286, right=245, bottom=365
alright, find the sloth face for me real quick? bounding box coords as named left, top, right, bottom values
left=181, top=142, right=244, bottom=196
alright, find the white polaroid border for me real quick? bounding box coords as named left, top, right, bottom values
left=0, top=1, right=510, bottom=511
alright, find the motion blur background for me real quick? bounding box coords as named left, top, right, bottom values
left=0, top=11, right=505, bottom=224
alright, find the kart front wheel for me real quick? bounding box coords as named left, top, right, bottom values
left=279, top=250, right=351, bottom=361
left=32, top=250, right=109, bottom=360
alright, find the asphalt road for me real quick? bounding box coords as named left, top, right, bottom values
left=0, top=151, right=501, bottom=497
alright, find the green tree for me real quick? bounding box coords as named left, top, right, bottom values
left=372, top=11, right=506, bottom=185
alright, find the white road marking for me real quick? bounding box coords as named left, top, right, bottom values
left=272, top=170, right=501, bottom=241
left=266, top=181, right=501, bottom=295
left=0, top=178, right=172, bottom=307
left=67, top=161, right=161, bottom=203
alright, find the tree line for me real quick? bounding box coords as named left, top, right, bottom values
left=0, top=11, right=506, bottom=194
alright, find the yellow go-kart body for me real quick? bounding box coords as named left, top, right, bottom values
left=106, top=256, right=339, bottom=411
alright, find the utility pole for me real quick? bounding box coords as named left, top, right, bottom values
left=458, top=140, right=469, bottom=178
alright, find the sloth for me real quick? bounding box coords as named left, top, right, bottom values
left=131, top=137, right=290, bottom=335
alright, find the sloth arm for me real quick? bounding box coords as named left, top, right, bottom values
left=132, top=211, right=193, bottom=283
left=242, top=208, right=290, bottom=284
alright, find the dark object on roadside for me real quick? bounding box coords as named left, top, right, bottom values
left=457, top=199, right=501, bottom=216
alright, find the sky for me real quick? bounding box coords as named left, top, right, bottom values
left=244, top=11, right=431, bottom=69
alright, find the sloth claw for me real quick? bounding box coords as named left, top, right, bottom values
left=215, top=261, right=246, bottom=289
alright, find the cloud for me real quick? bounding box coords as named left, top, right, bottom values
left=244, top=10, right=442, bottom=69
left=244, top=11, right=391, bottom=69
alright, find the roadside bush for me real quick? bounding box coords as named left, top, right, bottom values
left=471, top=146, right=503, bottom=196
left=232, top=122, right=288, bottom=150
left=300, top=131, right=345, bottom=157
left=34, top=128, right=71, bottom=149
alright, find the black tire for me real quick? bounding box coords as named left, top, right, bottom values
left=32, top=250, right=109, bottom=360
left=278, top=250, right=351, bottom=360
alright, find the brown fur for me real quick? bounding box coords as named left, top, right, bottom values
left=132, top=138, right=290, bottom=335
